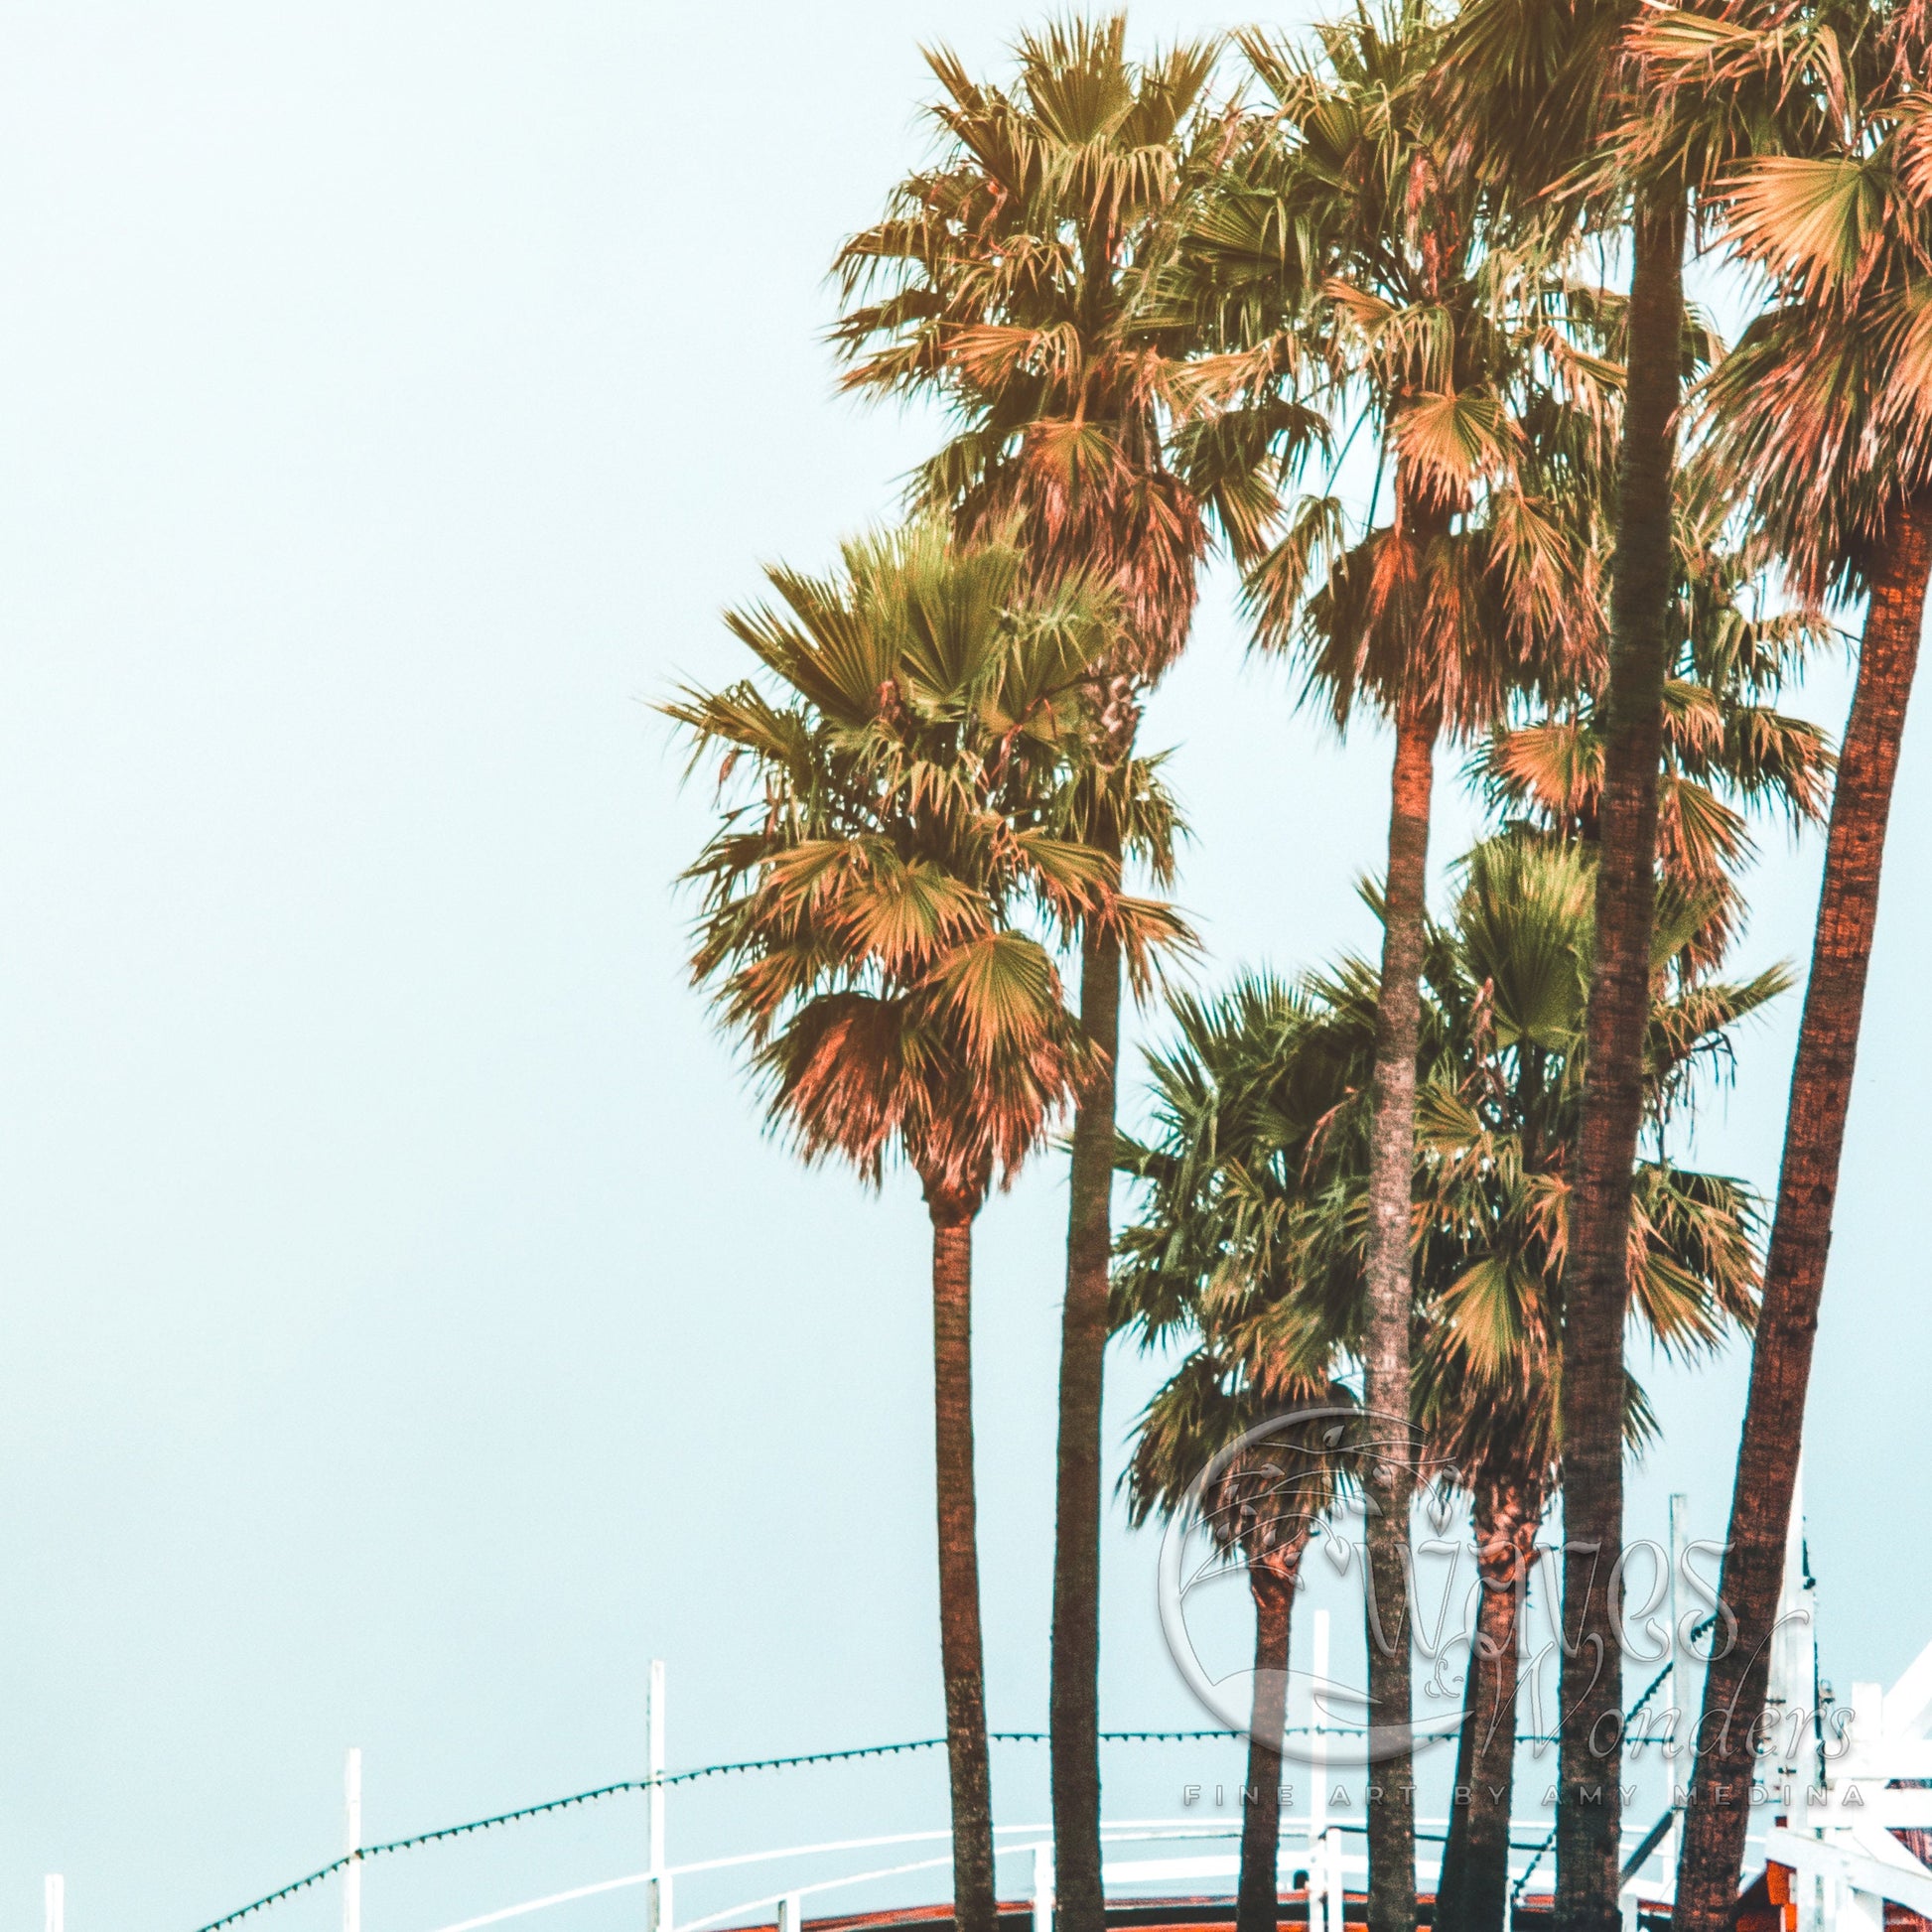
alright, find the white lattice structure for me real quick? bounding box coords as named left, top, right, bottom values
left=1767, top=1649, right=1932, bottom=1931
left=1765, top=1469, right=1932, bottom=1932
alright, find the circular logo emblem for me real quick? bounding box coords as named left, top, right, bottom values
left=1155, top=1404, right=1469, bottom=1763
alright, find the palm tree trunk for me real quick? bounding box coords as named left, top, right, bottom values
left=1050, top=908, right=1123, bottom=1932
left=930, top=1193, right=999, bottom=1932
left=1439, top=1482, right=1540, bottom=1932
left=1363, top=702, right=1436, bottom=1932
left=1558, top=186, right=1687, bottom=1932
left=1669, top=499, right=1932, bottom=1932
left=1239, top=1561, right=1301, bottom=1932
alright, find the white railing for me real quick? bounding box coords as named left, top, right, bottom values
left=424, top=1819, right=1322, bottom=1932
left=127, top=1646, right=1769, bottom=1932
left=417, top=1811, right=1699, bottom=1932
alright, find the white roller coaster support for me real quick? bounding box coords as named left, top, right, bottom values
left=1772, top=1624, right=1932, bottom=1931
left=44, top=1874, right=64, bottom=1932
left=345, top=1748, right=363, bottom=1932
left=776, top=1894, right=804, bottom=1932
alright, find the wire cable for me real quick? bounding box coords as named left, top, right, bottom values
left=187, top=1731, right=1248, bottom=1932
left=194, top=1663, right=1717, bottom=1932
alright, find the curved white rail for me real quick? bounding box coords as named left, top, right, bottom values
left=430, top=1875, right=652, bottom=1932
left=419, top=1823, right=1258, bottom=1932
left=674, top=1852, right=1000, bottom=1932
left=415, top=1809, right=1723, bottom=1932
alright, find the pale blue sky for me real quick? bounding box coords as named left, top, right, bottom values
left=3, top=6, right=1926, bottom=1931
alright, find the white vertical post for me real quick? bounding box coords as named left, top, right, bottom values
left=1822, top=1871, right=1846, bottom=1932
left=648, top=1661, right=670, bottom=1932
left=1310, top=1609, right=1330, bottom=1932
left=1663, top=1493, right=1688, bottom=1882
left=778, top=1894, right=805, bottom=1932
left=1322, top=1827, right=1344, bottom=1932
left=1031, top=1843, right=1054, bottom=1932
left=1667, top=1495, right=1688, bottom=1742
left=1798, top=1863, right=1825, bottom=1932
left=1767, top=1462, right=1814, bottom=1797
left=648, top=1659, right=667, bottom=1871
left=344, top=1748, right=363, bottom=1932
left=1842, top=1887, right=1885, bottom=1932
left=45, top=1874, right=65, bottom=1932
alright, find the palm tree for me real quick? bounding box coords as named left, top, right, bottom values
left=668, top=524, right=1167, bottom=1932
left=1114, top=978, right=1364, bottom=1932
left=1408, top=838, right=1772, bottom=1932
left=1623, top=6, right=1932, bottom=1924
left=1440, top=454, right=1830, bottom=1922
left=1122, top=1375, right=1352, bottom=1932
left=1423, top=6, right=1789, bottom=1907
left=831, top=31, right=1309, bottom=1922
left=1126, top=1377, right=1351, bottom=1932
left=1422, top=0, right=1839, bottom=1900
left=1173, top=14, right=1606, bottom=1920
left=1111, top=841, right=1776, bottom=1932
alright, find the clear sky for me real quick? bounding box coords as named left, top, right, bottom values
left=4, top=6, right=1927, bottom=1932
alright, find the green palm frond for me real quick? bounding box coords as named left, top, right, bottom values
left=671, top=522, right=1184, bottom=1202
left=1180, top=4, right=1620, bottom=742
left=1467, top=440, right=1839, bottom=972
left=1634, top=0, right=1932, bottom=598
left=834, top=17, right=1302, bottom=687
left=1116, top=835, right=1772, bottom=1518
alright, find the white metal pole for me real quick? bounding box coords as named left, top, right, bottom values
left=649, top=1660, right=667, bottom=1872
left=1323, top=1826, right=1344, bottom=1932
left=1769, top=1461, right=1814, bottom=1795
left=1663, top=1492, right=1689, bottom=1883
left=648, top=1661, right=671, bottom=1932
left=1031, top=1841, right=1055, bottom=1932
left=344, top=1747, right=363, bottom=1932
left=1668, top=1495, right=1688, bottom=1745
left=45, top=1874, right=65, bottom=1932
left=778, top=1894, right=805, bottom=1932
left=1310, top=1609, right=1330, bottom=1932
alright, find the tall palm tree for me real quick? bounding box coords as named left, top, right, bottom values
left=1111, top=842, right=1775, bottom=1932
left=1114, top=979, right=1361, bottom=1932
left=832, top=31, right=1309, bottom=1923
left=1173, top=15, right=1606, bottom=1920
left=668, top=525, right=1173, bottom=1932
left=1262, top=845, right=1772, bottom=1932
left=1624, top=6, right=1932, bottom=1924
left=1408, top=838, right=1773, bottom=1932
left=1445, top=449, right=1831, bottom=1924
left=1425, top=9, right=1787, bottom=1910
